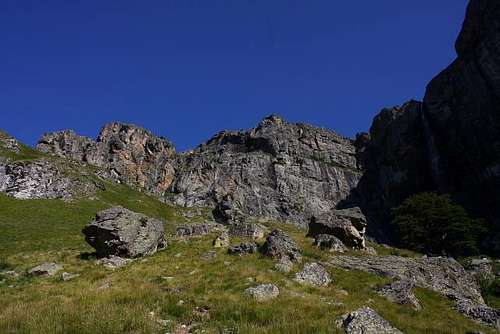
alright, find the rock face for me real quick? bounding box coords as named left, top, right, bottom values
left=337, top=307, right=403, bottom=334
left=82, top=207, right=167, bottom=258
left=330, top=255, right=498, bottom=326
left=228, top=223, right=266, bottom=240
left=169, top=115, right=361, bottom=226
left=261, top=229, right=302, bottom=262
left=244, top=284, right=280, bottom=301
left=37, top=123, right=176, bottom=195
left=352, top=0, right=500, bottom=249
left=294, top=262, right=331, bottom=287
left=307, top=207, right=367, bottom=249
left=0, top=158, right=99, bottom=200
left=0, top=131, right=21, bottom=153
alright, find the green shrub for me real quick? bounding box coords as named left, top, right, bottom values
left=391, top=193, right=487, bottom=257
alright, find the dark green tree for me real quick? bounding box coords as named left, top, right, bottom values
left=392, top=193, right=487, bottom=256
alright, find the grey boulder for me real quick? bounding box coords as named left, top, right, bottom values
left=314, top=234, right=347, bottom=253
left=261, top=229, right=302, bottom=262
left=82, top=206, right=166, bottom=258
left=308, top=207, right=367, bottom=249
left=244, top=284, right=280, bottom=301
left=337, top=307, right=403, bottom=334
left=294, top=262, right=331, bottom=287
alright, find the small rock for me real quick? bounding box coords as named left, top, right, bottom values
left=294, top=262, right=331, bottom=287
left=97, top=255, right=131, bottom=269
left=2, top=270, right=19, bottom=278
left=61, top=272, right=80, bottom=281
left=244, top=284, right=280, bottom=301
left=228, top=222, right=266, bottom=240
left=378, top=279, right=421, bottom=310
left=261, top=229, right=302, bottom=262
left=228, top=242, right=258, bottom=255
left=213, top=231, right=230, bottom=248
left=337, top=307, right=403, bottom=334
left=314, top=234, right=347, bottom=253
left=200, top=251, right=217, bottom=260
left=28, top=263, right=63, bottom=277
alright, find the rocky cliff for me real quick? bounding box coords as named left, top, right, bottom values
left=37, top=122, right=176, bottom=195
left=353, top=0, right=500, bottom=249
left=169, top=115, right=361, bottom=226
left=37, top=115, right=361, bottom=227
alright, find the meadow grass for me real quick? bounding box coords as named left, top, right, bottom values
left=0, top=188, right=494, bottom=333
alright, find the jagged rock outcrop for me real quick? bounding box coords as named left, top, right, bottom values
left=330, top=255, right=499, bottom=327
left=0, top=158, right=99, bottom=200
left=37, top=123, right=176, bottom=195
left=0, top=131, right=21, bottom=153
left=313, top=234, right=347, bottom=253
left=82, top=206, right=167, bottom=258
left=377, top=279, right=421, bottom=310
left=307, top=207, right=367, bottom=249
left=169, top=115, right=361, bottom=226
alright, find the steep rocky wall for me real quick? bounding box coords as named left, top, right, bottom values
left=354, top=0, right=500, bottom=250
left=37, top=123, right=176, bottom=195
left=169, top=115, right=361, bottom=226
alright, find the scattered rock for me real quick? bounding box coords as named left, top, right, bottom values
left=97, top=282, right=110, bottom=291
left=294, top=262, right=331, bottom=287
left=244, top=284, right=280, bottom=301
left=61, top=272, right=80, bottom=281
left=337, top=307, right=403, bottom=334
left=228, top=222, right=266, bottom=240
left=314, top=234, right=347, bottom=253
left=97, top=256, right=131, bottom=269
left=82, top=206, right=166, bottom=258
left=307, top=207, right=367, bottom=249
left=330, top=255, right=496, bottom=326
left=456, top=299, right=500, bottom=329
left=28, top=263, right=63, bottom=277
left=261, top=229, right=301, bottom=262
left=213, top=231, right=230, bottom=248
left=378, top=279, right=421, bottom=310
left=176, top=222, right=222, bottom=238
left=228, top=242, right=258, bottom=256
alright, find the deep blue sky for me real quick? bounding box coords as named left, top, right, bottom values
left=1, top=0, right=468, bottom=151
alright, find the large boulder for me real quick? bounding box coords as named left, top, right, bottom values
left=82, top=207, right=167, bottom=258
left=337, top=307, right=403, bottom=334
left=307, top=207, right=367, bottom=249
left=261, top=229, right=302, bottom=262
left=314, top=234, right=347, bottom=253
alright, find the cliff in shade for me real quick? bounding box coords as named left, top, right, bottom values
left=3, top=0, right=500, bottom=254
left=352, top=0, right=500, bottom=251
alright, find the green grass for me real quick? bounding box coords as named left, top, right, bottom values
left=0, top=192, right=495, bottom=333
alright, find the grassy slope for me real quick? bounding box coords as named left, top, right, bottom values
left=0, top=145, right=495, bottom=333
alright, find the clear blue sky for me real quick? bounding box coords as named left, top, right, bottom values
left=1, top=0, right=468, bottom=151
